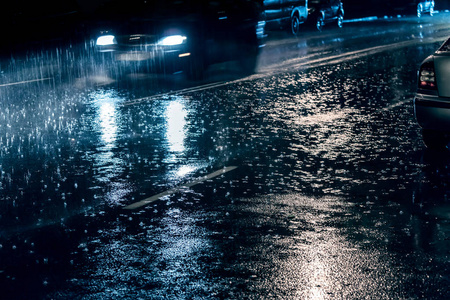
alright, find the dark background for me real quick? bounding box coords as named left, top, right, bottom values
left=344, top=0, right=450, bottom=18
left=1, top=0, right=449, bottom=53
left=5, top=0, right=450, bottom=19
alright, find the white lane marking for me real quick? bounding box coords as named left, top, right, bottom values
left=379, top=99, right=412, bottom=112
left=123, top=166, right=238, bottom=210
left=121, top=81, right=231, bottom=106
left=0, top=77, right=52, bottom=87
left=275, top=35, right=449, bottom=71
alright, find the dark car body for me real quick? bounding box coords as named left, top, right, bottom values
left=414, top=37, right=450, bottom=149
left=263, top=0, right=308, bottom=35
left=308, top=0, right=344, bottom=31
left=92, top=0, right=265, bottom=79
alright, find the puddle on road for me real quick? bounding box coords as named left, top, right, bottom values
left=1, top=42, right=450, bottom=298
left=0, top=43, right=441, bottom=235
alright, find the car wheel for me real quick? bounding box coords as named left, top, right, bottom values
left=316, top=16, right=324, bottom=31
left=417, top=5, right=422, bottom=18
left=291, top=14, right=301, bottom=35
left=337, top=15, right=343, bottom=28
left=422, top=129, right=449, bottom=150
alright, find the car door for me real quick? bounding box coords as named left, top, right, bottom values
left=203, top=0, right=246, bottom=61
left=321, top=0, right=332, bottom=20
left=434, top=53, right=450, bottom=98
left=329, top=0, right=340, bottom=19
left=282, top=0, right=302, bottom=18
left=324, top=0, right=339, bottom=20
left=263, top=0, right=283, bottom=22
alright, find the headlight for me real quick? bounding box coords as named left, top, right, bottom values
left=96, top=35, right=117, bottom=46
left=158, top=35, right=187, bottom=46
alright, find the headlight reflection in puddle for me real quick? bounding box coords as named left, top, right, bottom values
left=88, top=89, right=132, bottom=205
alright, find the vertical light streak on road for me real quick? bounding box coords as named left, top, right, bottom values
left=123, top=166, right=238, bottom=210
left=89, top=89, right=132, bottom=205
left=166, top=99, right=187, bottom=157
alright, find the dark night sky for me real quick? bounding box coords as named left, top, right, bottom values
left=0, top=0, right=447, bottom=56
left=6, top=1, right=450, bottom=19
left=1, top=0, right=449, bottom=44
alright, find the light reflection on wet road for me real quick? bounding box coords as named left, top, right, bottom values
left=1, top=14, right=450, bottom=299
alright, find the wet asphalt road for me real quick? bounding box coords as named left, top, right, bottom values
left=1, top=12, right=450, bottom=300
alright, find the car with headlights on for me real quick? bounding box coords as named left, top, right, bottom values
left=92, top=0, right=265, bottom=80
left=414, top=37, right=450, bottom=149
left=307, top=0, right=344, bottom=31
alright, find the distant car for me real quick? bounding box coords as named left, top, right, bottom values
left=263, top=0, right=308, bottom=35
left=417, top=0, right=435, bottom=17
left=92, top=0, right=265, bottom=80
left=308, top=0, right=344, bottom=31
left=414, top=37, right=450, bottom=149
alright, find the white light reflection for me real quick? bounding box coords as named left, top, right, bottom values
left=89, top=89, right=131, bottom=206
left=306, top=254, right=330, bottom=299
left=91, top=89, right=121, bottom=154
left=98, top=101, right=118, bottom=148
left=164, top=97, right=207, bottom=180
left=174, top=165, right=197, bottom=178
left=166, top=99, right=187, bottom=154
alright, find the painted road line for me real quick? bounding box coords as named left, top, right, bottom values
left=121, top=81, right=230, bottom=106
left=0, top=77, right=52, bottom=87
left=123, top=166, right=238, bottom=210
left=379, top=98, right=412, bottom=112
left=291, top=35, right=450, bottom=71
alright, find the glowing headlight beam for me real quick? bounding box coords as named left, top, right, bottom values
left=158, top=35, right=187, bottom=46
left=96, top=35, right=117, bottom=46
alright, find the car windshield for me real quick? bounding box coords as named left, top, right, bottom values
left=96, top=0, right=199, bottom=18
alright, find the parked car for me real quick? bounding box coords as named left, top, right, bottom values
left=92, top=0, right=266, bottom=80
left=417, top=0, right=435, bottom=17
left=263, top=0, right=308, bottom=35
left=390, top=0, right=435, bottom=17
left=414, top=37, right=450, bottom=149
left=308, top=0, right=344, bottom=31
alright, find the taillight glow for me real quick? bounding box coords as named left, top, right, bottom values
left=419, top=61, right=437, bottom=90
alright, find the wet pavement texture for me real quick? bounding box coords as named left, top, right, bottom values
left=1, top=13, right=450, bottom=299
